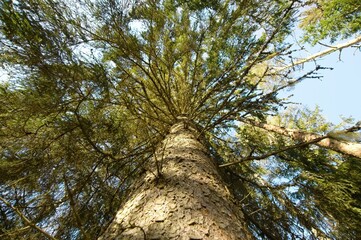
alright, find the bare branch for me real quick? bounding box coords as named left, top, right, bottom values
left=244, top=119, right=361, bottom=159
left=274, top=35, right=361, bottom=72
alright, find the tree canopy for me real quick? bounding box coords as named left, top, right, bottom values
left=300, top=0, right=361, bottom=43
left=0, top=0, right=360, bottom=239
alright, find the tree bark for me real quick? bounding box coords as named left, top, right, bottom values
left=98, top=120, right=253, bottom=239
left=247, top=120, right=361, bottom=159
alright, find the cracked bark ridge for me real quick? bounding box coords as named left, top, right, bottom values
left=98, top=120, right=253, bottom=240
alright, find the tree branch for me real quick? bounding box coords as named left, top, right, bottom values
left=244, top=119, right=361, bottom=159
left=219, top=135, right=325, bottom=167
left=274, top=35, right=361, bottom=72
left=0, top=197, right=58, bottom=240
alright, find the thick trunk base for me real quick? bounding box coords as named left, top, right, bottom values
left=99, top=122, right=253, bottom=239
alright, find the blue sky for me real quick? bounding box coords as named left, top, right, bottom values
left=286, top=44, right=361, bottom=124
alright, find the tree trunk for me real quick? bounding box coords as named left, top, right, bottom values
left=98, top=120, right=253, bottom=239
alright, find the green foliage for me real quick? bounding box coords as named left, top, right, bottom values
left=0, top=0, right=360, bottom=239
left=300, top=0, right=361, bottom=44
left=0, top=72, right=152, bottom=239
left=214, top=107, right=361, bottom=239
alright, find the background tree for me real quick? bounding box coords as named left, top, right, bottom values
left=0, top=0, right=360, bottom=239
left=300, top=0, right=361, bottom=44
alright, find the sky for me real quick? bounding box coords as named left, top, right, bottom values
left=283, top=41, right=361, bottom=124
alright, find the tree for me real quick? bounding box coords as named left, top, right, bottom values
left=300, top=0, right=361, bottom=44
left=98, top=120, right=253, bottom=239
left=0, top=0, right=360, bottom=239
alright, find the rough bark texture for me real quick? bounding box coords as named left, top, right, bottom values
left=248, top=120, right=361, bottom=159
left=98, top=121, right=253, bottom=240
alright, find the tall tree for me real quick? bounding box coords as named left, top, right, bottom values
left=0, top=0, right=360, bottom=239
